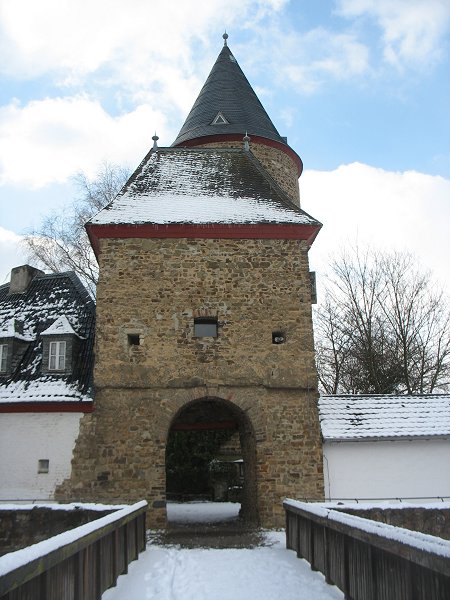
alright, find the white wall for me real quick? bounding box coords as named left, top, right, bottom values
left=0, top=412, right=82, bottom=501
left=323, top=438, right=450, bottom=501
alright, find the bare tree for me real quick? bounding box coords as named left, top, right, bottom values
left=315, top=246, right=450, bottom=395
left=24, top=162, right=130, bottom=296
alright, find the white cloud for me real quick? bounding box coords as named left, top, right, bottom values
left=0, top=227, right=27, bottom=285
left=0, top=96, right=169, bottom=187
left=337, top=0, right=450, bottom=67
left=0, top=0, right=283, bottom=82
left=241, top=26, right=370, bottom=94
left=301, top=163, right=450, bottom=293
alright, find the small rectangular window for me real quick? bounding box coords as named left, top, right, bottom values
left=194, top=317, right=218, bottom=338
left=128, top=334, right=140, bottom=346
left=38, top=459, right=49, bottom=474
left=49, top=341, right=66, bottom=370
left=0, top=344, right=7, bottom=372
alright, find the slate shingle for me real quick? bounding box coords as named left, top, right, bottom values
left=318, top=394, right=450, bottom=440
left=90, top=147, right=320, bottom=227
left=172, top=45, right=288, bottom=147
left=0, top=271, right=95, bottom=402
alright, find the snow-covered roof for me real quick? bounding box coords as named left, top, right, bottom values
left=41, top=315, right=81, bottom=338
left=0, top=271, right=95, bottom=404
left=0, top=318, right=34, bottom=341
left=0, top=380, right=91, bottom=403
left=319, top=394, right=450, bottom=441
left=89, top=148, right=319, bottom=227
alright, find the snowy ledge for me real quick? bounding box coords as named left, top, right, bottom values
left=284, top=499, right=450, bottom=561
left=0, top=501, right=147, bottom=578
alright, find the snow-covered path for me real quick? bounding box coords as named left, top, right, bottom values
left=102, top=531, right=344, bottom=600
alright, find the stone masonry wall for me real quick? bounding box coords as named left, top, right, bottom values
left=58, top=237, right=323, bottom=527
left=196, top=140, right=301, bottom=206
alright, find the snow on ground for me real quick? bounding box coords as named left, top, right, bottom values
left=167, top=501, right=240, bottom=523
left=102, top=502, right=343, bottom=598
left=102, top=530, right=344, bottom=600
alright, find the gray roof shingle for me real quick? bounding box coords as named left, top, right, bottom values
left=0, top=271, right=95, bottom=403
left=318, top=394, right=450, bottom=440
left=89, top=147, right=320, bottom=228
left=172, top=44, right=288, bottom=147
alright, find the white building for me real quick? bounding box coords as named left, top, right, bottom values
left=0, top=266, right=94, bottom=501
left=319, top=394, right=450, bottom=502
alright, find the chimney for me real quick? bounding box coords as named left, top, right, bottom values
left=8, top=265, right=44, bottom=295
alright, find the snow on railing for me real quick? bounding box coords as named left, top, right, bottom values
left=0, top=500, right=147, bottom=599
left=284, top=499, right=450, bottom=600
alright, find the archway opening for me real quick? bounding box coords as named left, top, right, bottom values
left=165, top=398, right=258, bottom=525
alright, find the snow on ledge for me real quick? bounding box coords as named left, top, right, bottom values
left=284, top=499, right=450, bottom=559
left=0, top=500, right=147, bottom=576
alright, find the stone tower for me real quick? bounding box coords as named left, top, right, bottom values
left=59, top=35, right=324, bottom=527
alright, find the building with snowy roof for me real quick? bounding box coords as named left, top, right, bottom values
left=0, top=265, right=95, bottom=501
left=57, top=34, right=324, bottom=528
left=319, top=394, right=450, bottom=502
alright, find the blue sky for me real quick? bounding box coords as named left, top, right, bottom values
left=0, top=0, right=449, bottom=290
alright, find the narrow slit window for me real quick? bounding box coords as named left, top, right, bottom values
left=194, top=317, right=218, bottom=338
left=49, top=341, right=66, bottom=370
left=0, top=344, right=7, bottom=372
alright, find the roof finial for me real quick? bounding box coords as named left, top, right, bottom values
left=152, top=132, right=159, bottom=151
left=243, top=132, right=251, bottom=151
left=223, top=31, right=228, bottom=46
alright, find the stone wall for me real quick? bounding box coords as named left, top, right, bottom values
left=196, top=140, right=301, bottom=206
left=58, top=236, right=323, bottom=528
left=0, top=506, right=113, bottom=556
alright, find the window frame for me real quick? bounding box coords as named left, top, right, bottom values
left=48, top=340, right=66, bottom=371
left=0, top=344, right=7, bottom=373
left=194, top=317, right=218, bottom=338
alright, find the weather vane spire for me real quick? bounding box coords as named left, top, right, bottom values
left=223, top=31, right=228, bottom=46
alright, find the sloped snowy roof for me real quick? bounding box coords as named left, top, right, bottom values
left=41, top=315, right=81, bottom=338
left=319, top=394, right=450, bottom=441
left=0, top=318, right=34, bottom=341
left=0, top=271, right=95, bottom=403
left=89, top=148, right=319, bottom=227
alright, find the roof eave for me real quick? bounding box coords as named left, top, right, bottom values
left=86, top=222, right=322, bottom=258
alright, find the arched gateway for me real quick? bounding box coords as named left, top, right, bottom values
left=57, top=35, right=324, bottom=528
left=166, top=397, right=258, bottom=523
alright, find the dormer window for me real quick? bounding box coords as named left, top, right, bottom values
left=0, top=344, right=7, bottom=372
left=49, top=341, right=66, bottom=371
left=41, top=315, right=83, bottom=375
left=211, top=111, right=229, bottom=125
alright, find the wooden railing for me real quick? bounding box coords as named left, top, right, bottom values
left=284, top=499, right=450, bottom=600
left=0, top=500, right=147, bottom=600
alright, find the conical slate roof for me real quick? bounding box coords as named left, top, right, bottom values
left=172, top=41, right=287, bottom=147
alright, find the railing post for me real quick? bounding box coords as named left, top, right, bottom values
left=96, top=540, right=102, bottom=600
left=342, top=534, right=350, bottom=600
left=310, top=521, right=317, bottom=571
left=73, top=549, right=84, bottom=600
left=123, top=523, right=129, bottom=574
left=324, top=526, right=332, bottom=584
left=296, top=514, right=302, bottom=558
